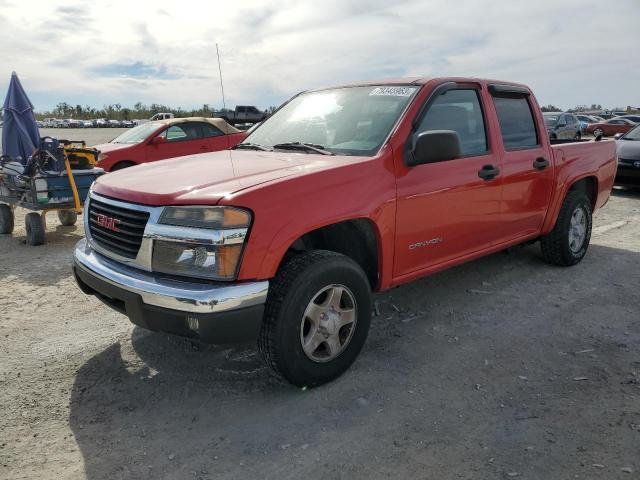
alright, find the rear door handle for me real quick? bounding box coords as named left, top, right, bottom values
left=533, top=157, right=549, bottom=170
left=478, top=164, right=500, bottom=180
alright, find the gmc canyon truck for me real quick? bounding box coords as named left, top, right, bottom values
left=73, top=77, right=617, bottom=387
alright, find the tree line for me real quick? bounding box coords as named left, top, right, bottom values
left=33, top=102, right=277, bottom=121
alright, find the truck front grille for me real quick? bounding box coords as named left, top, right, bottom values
left=88, top=197, right=150, bottom=259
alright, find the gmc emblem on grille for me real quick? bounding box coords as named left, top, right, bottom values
left=96, top=213, right=120, bottom=232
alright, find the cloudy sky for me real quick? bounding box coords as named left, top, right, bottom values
left=0, top=0, right=638, bottom=112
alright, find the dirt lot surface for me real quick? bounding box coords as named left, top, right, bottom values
left=1, top=189, right=639, bottom=480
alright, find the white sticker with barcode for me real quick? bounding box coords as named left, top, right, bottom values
left=369, top=86, right=417, bottom=97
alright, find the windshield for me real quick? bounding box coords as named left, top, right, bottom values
left=543, top=114, right=559, bottom=126
left=111, top=122, right=162, bottom=144
left=622, top=124, right=640, bottom=140
left=242, top=85, right=419, bottom=156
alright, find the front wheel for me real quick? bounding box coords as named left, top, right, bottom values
left=540, top=190, right=592, bottom=266
left=574, top=131, right=581, bottom=141
left=258, top=250, right=372, bottom=387
left=593, top=128, right=604, bottom=138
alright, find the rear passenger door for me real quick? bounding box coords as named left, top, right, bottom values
left=489, top=87, right=555, bottom=240
left=394, top=86, right=504, bottom=278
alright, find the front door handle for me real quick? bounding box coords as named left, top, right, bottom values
left=478, top=164, right=500, bottom=180
left=533, top=157, right=549, bottom=171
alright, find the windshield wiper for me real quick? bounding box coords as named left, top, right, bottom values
left=233, top=142, right=272, bottom=151
left=272, top=142, right=335, bottom=155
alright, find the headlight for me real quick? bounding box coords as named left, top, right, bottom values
left=152, top=241, right=243, bottom=280
left=152, top=206, right=251, bottom=280
left=159, top=206, right=250, bottom=229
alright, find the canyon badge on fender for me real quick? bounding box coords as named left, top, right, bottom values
left=409, top=237, right=443, bottom=250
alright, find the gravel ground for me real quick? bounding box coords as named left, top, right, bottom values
left=0, top=188, right=639, bottom=480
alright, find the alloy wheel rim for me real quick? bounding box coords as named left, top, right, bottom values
left=568, top=206, right=587, bottom=253
left=300, top=284, right=357, bottom=363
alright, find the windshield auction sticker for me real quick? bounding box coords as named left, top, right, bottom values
left=369, top=86, right=417, bottom=96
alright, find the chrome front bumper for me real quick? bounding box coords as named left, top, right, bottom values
left=73, top=238, right=269, bottom=314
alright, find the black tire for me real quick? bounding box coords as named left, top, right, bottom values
left=0, top=204, right=14, bottom=234
left=574, top=131, right=581, bottom=141
left=540, top=190, right=592, bottom=266
left=593, top=128, right=604, bottom=138
left=57, top=210, right=78, bottom=226
left=25, top=212, right=45, bottom=246
left=549, top=133, right=557, bottom=141
left=258, top=250, right=372, bottom=387
left=110, top=161, right=136, bottom=171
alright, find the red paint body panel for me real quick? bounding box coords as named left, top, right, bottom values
left=91, top=77, right=617, bottom=291
left=94, top=123, right=246, bottom=172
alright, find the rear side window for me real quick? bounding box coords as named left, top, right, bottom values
left=492, top=96, right=539, bottom=150
left=417, top=89, right=488, bottom=156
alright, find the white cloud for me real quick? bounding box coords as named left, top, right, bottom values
left=0, top=0, right=638, bottom=111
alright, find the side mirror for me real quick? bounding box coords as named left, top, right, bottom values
left=406, top=130, right=462, bottom=167
left=614, top=133, right=623, bottom=140
left=151, top=135, right=166, bottom=145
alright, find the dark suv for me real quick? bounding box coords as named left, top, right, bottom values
left=544, top=112, right=581, bottom=140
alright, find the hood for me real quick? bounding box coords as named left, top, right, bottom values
left=93, top=142, right=133, bottom=154
left=616, top=139, right=640, bottom=160
left=92, top=150, right=338, bottom=206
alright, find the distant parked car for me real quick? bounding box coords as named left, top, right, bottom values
left=82, top=120, right=94, bottom=128
left=615, top=124, right=640, bottom=186
left=586, top=118, right=635, bottom=137
left=150, top=112, right=174, bottom=121
left=107, top=119, right=122, bottom=128
left=613, top=115, right=640, bottom=124
left=94, top=117, right=247, bottom=171
left=95, top=119, right=108, bottom=128
left=543, top=112, right=581, bottom=140
left=121, top=120, right=134, bottom=128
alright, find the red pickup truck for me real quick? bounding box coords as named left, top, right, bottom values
left=73, top=77, right=617, bottom=387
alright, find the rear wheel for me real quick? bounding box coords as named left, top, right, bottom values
left=540, top=190, right=592, bottom=266
left=574, top=131, right=581, bottom=140
left=57, top=210, right=78, bottom=226
left=0, top=204, right=14, bottom=234
left=25, top=212, right=45, bottom=246
left=258, top=250, right=372, bottom=387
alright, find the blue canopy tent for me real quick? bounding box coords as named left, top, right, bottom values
left=2, top=72, right=40, bottom=164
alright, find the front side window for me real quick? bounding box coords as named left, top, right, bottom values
left=492, top=95, right=539, bottom=150
left=243, top=85, right=418, bottom=156
left=416, top=89, right=488, bottom=156
left=162, top=123, right=201, bottom=142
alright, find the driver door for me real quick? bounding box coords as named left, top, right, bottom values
left=394, top=86, right=504, bottom=278
left=146, top=122, right=210, bottom=162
